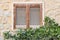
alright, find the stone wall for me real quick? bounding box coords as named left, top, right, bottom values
left=0, top=0, right=60, bottom=39
left=0, top=0, right=13, bottom=38
left=44, top=0, right=60, bottom=24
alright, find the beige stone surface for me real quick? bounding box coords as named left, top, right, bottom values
left=13, top=0, right=43, bottom=2
left=44, top=0, right=60, bottom=24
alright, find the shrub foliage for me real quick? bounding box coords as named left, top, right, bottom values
left=3, top=17, right=60, bottom=40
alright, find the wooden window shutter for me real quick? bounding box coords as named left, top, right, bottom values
left=40, top=4, right=43, bottom=26
left=14, top=4, right=16, bottom=29
left=26, top=4, right=30, bottom=29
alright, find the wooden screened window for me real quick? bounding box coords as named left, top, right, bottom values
left=13, top=4, right=43, bottom=29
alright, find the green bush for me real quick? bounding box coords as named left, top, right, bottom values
left=3, top=17, right=60, bottom=40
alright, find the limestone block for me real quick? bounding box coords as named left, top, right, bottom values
left=0, top=4, right=3, bottom=8
left=51, top=0, right=60, bottom=3
left=0, top=24, right=4, bottom=30
left=13, top=0, right=43, bottom=2
left=0, top=0, right=12, bottom=3
left=1, top=4, right=9, bottom=10
left=3, top=11, right=11, bottom=17
left=0, top=17, right=3, bottom=30
left=0, top=16, right=3, bottom=24
left=13, top=0, right=26, bottom=2
left=4, top=24, right=11, bottom=29
left=2, top=17, right=8, bottom=24
left=7, top=16, right=12, bottom=24
left=0, top=9, right=3, bottom=16
left=29, top=0, right=43, bottom=2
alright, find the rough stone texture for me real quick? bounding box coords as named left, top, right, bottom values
left=0, top=0, right=60, bottom=39
left=44, top=0, right=60, bottom=24
left=0, top=0, right=13, bottom=38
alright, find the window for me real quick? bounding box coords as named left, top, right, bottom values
left=30, top=8, right=40, bottom=28
left=13, top=4, right=43, bottom=29
left=16, top=8, right=26, bottom=29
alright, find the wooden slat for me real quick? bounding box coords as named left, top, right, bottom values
left=13, top=4, right=16, bottom=29
left=40, top=4, right=43, bottom=26
left=16, top=4, right=26, bottom=8
left=14, top=4, right=40, bottom=8
left=26, top=4, right=30, bottom=29
left=30, top=4, right=40, bottom=8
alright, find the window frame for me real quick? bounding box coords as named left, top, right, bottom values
left=13, top=4, right=43, bottom=29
